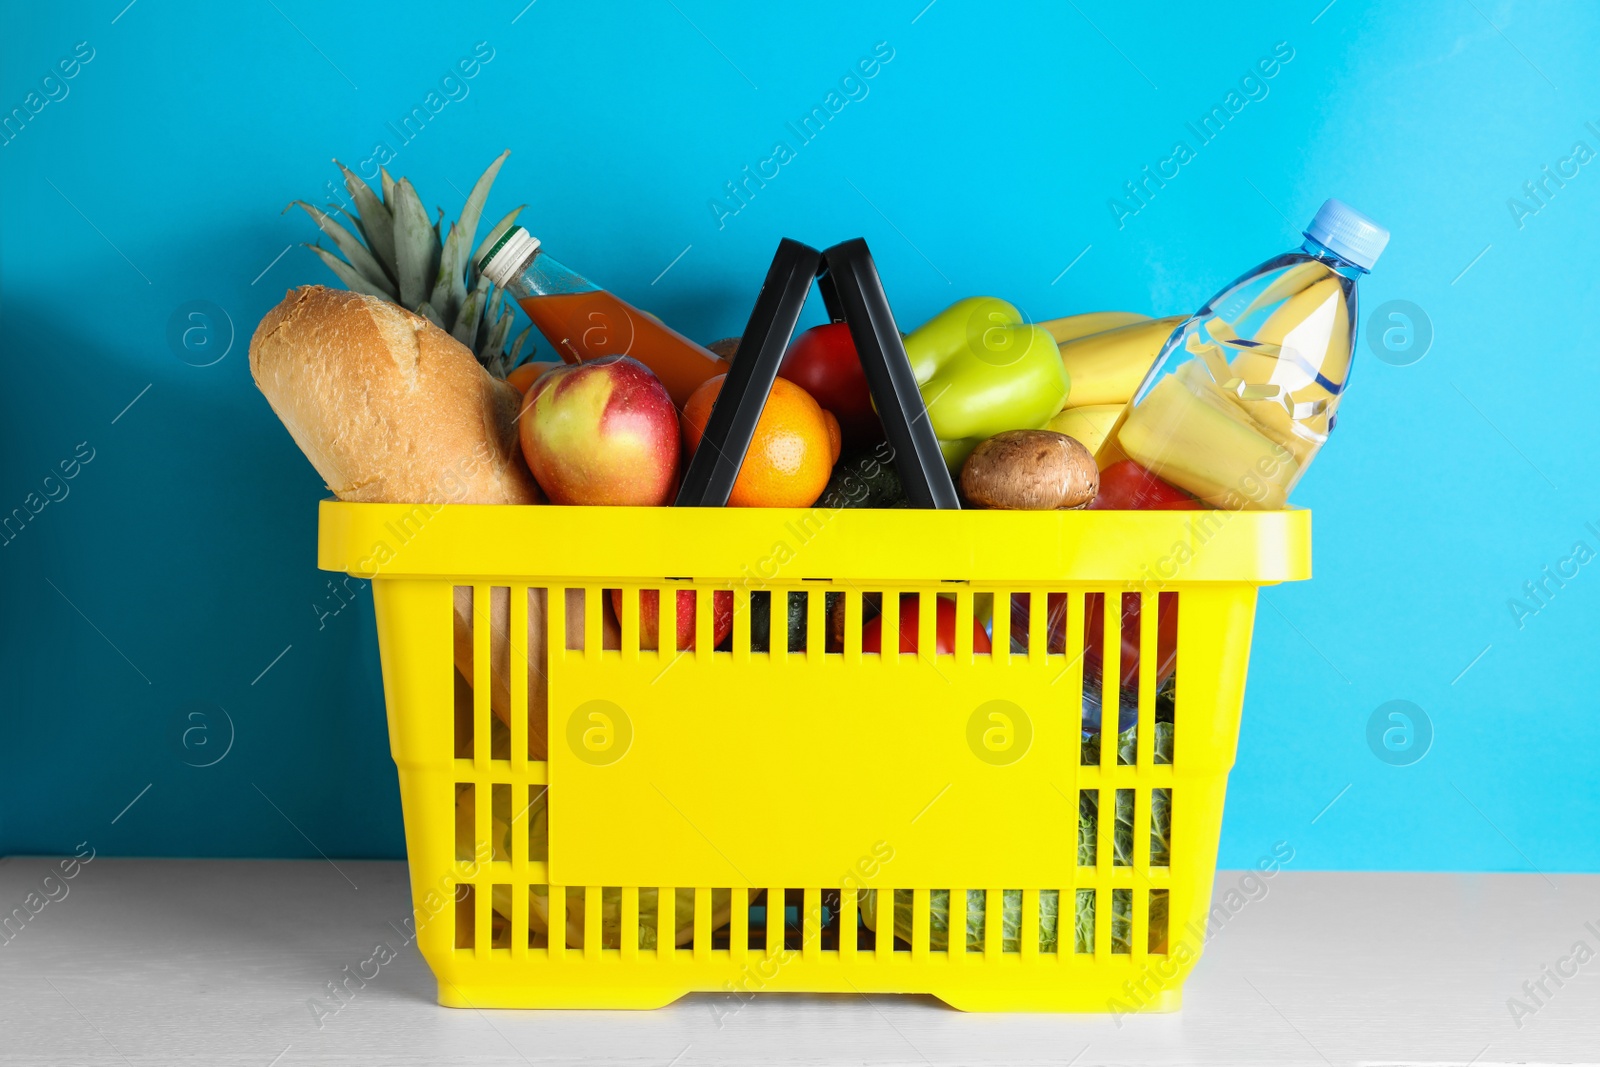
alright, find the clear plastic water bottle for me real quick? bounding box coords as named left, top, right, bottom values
left=1097, top=199, right=1389, bottom=510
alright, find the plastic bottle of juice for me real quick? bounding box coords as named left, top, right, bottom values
left=477, top=226, right=726, bottom=408
left=1096, top=199, right=1389, bottom=510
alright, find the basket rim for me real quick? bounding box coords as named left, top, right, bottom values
left=316, top=500, right=1310, bottom=585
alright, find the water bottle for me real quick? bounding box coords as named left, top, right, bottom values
left=1096, top=199, right=1389, bottom=510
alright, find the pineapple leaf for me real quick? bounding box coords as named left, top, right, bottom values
left=290, top=201, right=396, bottom=299
left=326, top=203, right=379, bottom=253
left=304, top=243, right=391, bottom=299
left=431, top=149, right=511, bottom=327
left=473, top=204, right=525, bottom=269
left=391, top=179, right=437, bottom=310
left=509, top=325, right=532, bottom=367
left=429, top=222, right=469, bottom=327
left=453, top=272, right=492, bottom=352
left=487, top=284, right=505, bottom=339
left=454, top=150, right=510, bottom=274
left=324, top=202, right=361, bottom=233
left=414, top=300, right=445, bottom=329
left=486, top=287, right=509, bottom=354
left=484, top=303, right=513, bottom=364
left=327, top=201, right=401, bottom=291
left=379, top=167, right=396, bottom=207
left=453, top=291, right=484, bottom=351
left=429, top=207, right=444, bottom=297
left=334, top=159, right=396, bottom=283
left=475, top=291, right=495, bottom=353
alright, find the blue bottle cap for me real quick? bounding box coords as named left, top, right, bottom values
left=1303, top=199, right=1389, bottom=271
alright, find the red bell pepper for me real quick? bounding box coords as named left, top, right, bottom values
left=863, top=594, right=991, bottom=654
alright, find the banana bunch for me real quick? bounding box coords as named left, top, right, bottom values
left=1035, top=312, right=1185, bottom=453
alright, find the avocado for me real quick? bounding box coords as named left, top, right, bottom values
left=819, top=447, right=909, bottom=509
left=749, top=590, right=808, bottom=652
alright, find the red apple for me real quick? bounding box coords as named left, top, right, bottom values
left=520, top=356, right=680, bottom=506
left=611, top=588, right=733, bottom=651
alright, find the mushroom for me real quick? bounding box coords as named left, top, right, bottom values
left=960, top=429, right=1099, bottom=510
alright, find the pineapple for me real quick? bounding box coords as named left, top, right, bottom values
left=290, top=150, right=530, bottom=377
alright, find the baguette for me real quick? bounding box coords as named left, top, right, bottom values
left=249, top=285, right=541, bottom=505
left=452, top=586, right=619, bottom=760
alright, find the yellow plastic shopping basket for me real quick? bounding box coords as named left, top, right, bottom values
left=317, top=499, right=1309, bottom=1012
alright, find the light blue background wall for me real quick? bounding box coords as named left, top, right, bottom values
left=3, top=0, right=1596, bottom=872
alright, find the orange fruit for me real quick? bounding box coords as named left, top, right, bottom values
left=682, top=375, right=842, bottom=507
left=506, top=360, right=563, bottom=393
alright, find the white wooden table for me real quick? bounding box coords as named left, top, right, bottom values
left=1, top=858, right=1595, bottom=1065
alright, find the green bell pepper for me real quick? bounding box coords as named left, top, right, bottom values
left=902, top=297, right=1072, bottom=469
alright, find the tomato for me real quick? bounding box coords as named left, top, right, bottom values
left=779, top=322, right=881, bottom=447
left=863, top=594, right=991, bottom=654
left=1090, top=460, right=1203, bottom=510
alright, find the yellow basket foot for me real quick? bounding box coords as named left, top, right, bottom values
left=437, top=982, right=689, bottom=1011
left=934, top=987, right=1182, bottom=1013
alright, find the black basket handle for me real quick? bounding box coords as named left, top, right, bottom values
left=675, top=238, right=821, bottom=508
left=674, top=237, right=959, bottom=509
left=817, top=239, right=960, bottom=510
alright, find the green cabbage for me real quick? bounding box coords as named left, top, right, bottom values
left=865, top=701, right=1175, bottom=955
